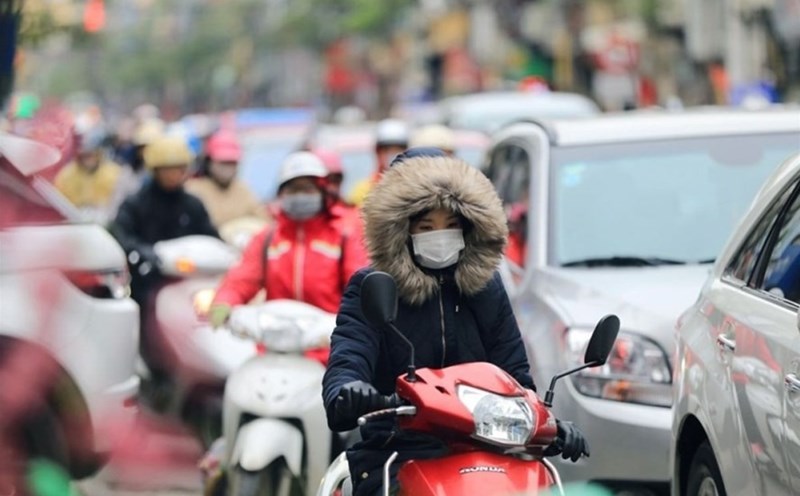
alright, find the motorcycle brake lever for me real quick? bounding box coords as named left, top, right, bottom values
left=357, top=406, right=417, bottom=426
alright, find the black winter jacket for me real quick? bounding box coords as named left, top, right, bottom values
left=322, top=155, right=536, bottom=495
left=110, top=179, right=218, bottom=295
left=322, top=268, right=535, bottom=495
left=111, top=179, right=218, bottom=257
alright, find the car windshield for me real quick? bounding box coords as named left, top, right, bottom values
left=550, top=133, right=800, bottom=266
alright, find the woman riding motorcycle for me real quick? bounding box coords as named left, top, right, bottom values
left=209, top=151, right=368, bottom=325
left=322, top=150, right=590, bottom=495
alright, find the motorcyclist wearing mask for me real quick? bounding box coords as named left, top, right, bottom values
left=347, top=118, right=408, bottom=207
left=185, top=129, right=268, bottom=228
left=208, top=151, right=368, bottom=325
left=322, top=152, right=590, bottom=496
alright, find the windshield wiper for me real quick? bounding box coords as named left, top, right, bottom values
left=562, top=256, right=688, bottom=268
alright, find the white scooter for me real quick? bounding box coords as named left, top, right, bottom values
left=213, top=300, right=343, bottom=496
left=141, top=226, right=263, bottom=444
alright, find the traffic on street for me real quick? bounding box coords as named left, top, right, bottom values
left=1, top=1, right=799, bottom=496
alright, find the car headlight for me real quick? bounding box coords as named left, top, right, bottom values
left=565, top=328, right=672, bottom=407
left=457, top=385, right=534, bottom=446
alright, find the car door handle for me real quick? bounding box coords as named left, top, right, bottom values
left=785, top=374, right=800, bottom=393
left=716, top=334, right=736, bottom=352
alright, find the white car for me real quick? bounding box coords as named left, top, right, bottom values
left=0, top=133, right=139, bottom=479
left=439, top=90, right=600, bottom=135
left=486, top=108, right=800, bottom=494
left=671, top=151, right=800, bottom=495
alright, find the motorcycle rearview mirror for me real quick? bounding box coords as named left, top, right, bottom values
left=360, top=272, right=416, bottom=382
left=360, top=271, right=398, bottom=327
left=583, top=314, right=620, bottom=366
left=543, top=314, right=620, bottom=408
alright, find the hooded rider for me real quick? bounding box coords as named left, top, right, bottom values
left=322, top=152, right=589, bottom=495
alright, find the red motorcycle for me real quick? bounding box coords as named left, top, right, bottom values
left=317, top=271, right=620, bottom=496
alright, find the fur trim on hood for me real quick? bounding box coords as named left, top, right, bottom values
left=362, top=156, right=508, bottom=305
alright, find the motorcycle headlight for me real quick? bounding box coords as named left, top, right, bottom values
left=566, top=328, right=672, bottom=407
left=457, top=385, right=534, bottom=446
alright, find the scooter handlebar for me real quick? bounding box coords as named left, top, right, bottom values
left=357, top=405, right=417, bottom=426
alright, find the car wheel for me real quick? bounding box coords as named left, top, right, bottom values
left=686, top=441, right=727, bottom=496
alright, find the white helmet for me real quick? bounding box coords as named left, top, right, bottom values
left=278, top=151, right=327, bottom=188
left=410, top=124, right=455, bottom=152
left=375, top=118, right=409, bottom=148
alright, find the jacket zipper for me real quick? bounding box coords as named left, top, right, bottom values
left=438, top=275, right=446, bottom=367
left=294, top=227, right=305, bottom=301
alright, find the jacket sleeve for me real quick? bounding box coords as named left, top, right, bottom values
left=484, top=273, right=536, bottom=391
left=190, top=197, right=220, bottom=238
left=212, top=228, right=270, bottom=307
left=322, top=269, right=381, bottom=431
left=109, top=197, right=153, bottom=259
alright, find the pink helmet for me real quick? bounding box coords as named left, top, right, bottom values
left=313, top=148, right=343, bottom=175
left=206, top=130, right=241, bottom=162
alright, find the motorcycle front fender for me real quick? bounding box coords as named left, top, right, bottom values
left=230, top=418, right=302, bottom=475
left=398, top=451, right=554, bottom=496
left=316, top=452, right=350, bottom=496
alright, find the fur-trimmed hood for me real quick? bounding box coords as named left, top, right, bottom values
left=361, top=156, right=508, bottom=305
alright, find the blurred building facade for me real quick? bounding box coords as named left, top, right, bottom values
left=10, top=0, right=800, bottom=117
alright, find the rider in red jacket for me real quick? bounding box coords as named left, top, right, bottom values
left=209, top=151, right=368, bottom=322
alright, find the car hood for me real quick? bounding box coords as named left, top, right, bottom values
left=537, top=264, right=712, bottom=354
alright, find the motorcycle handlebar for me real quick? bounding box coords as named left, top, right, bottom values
left=357, top=405, right=417, bottom=426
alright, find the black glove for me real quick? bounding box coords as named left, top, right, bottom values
left=544, top=419, right=590, bottom=462
left=333, top=380, right=392, bottom=430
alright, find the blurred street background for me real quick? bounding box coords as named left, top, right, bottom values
left=1, top=1, right=799, bottom=496
left=4, top=0, right=800, bottom=119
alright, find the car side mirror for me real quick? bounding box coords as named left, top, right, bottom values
left=360, top=271, right=398, bottom=328
left=584, top=314, right=621, bottom=366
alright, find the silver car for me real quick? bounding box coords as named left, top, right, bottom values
left=671, top=151, right=800, bottom=496
left=487, top=108, right=800, bottom=494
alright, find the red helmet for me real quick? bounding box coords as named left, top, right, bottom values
left=206, top=130, right=241, bottom=162
left=313, top=148, right=343, bottom=176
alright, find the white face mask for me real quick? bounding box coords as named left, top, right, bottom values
left=411, top=229, right=465, bottom=270
left=281, top=192, right=323, bottom=220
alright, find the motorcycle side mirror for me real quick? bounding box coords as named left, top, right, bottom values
left=360, top=272, right=416, bottom=381
left=543, top=314, right=621, bottom=408
left=360, top=271, right=398, bottom=328
left=584, top=314, right=620, bottom=366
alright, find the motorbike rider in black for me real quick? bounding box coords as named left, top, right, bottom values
left=110, top=136, right=218, bottom=370
left=322, top=149, right=589, bottom=495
